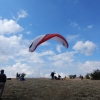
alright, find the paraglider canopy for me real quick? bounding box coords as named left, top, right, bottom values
left=29, top=33, right=69, bottom=52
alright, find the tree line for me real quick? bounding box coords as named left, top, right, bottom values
left=69, top=69, right=100, bottom=80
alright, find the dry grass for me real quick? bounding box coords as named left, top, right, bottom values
left=2, top=78, right=100, bottom=100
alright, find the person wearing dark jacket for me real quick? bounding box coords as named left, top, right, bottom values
left=0, top=69, right=7, bottom=99
left=50, top=71, right=55, bottom=80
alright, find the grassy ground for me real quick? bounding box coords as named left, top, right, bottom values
left=2, top=78, right=100, bottom=100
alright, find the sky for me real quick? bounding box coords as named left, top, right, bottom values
left=0, top=0, right=100, bottom=78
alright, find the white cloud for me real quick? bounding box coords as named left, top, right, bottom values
left=3, top=62, right=40, bottom=78
left=83, top=25, right=93, bottom=30
left=0, top=34, right=99, bottom=78
left=70, top=21, right=78, bottom=27
left=23, top=50, right=55, bottom=64
left=70, top=21, right=80, bottom=30
left=56, top=45, right=62, bottom=53
left=0, top=35, right=52, bottom=64
left=0, top=19, right=23, bottom=34
left=67, top=34, right=80, bottom=42
left=73, top=41, right=97, bottom=56
left=0, top=34, right=22, bottom=48
left=40, top=50, right=55, bottom=56
left=48, top=52, right=75, bottom=67
left=0, top=32, right=98, bottom=78
left=12, top=9, right=28, bottom=21
left=27, top=53, right=45, bottom=63
left=42, top=73, right=50, bottom=78
left=48, top=52, right=74, bottom=62
left=78, top=61, right=100, bottom=74
left=30, top=24, right=32, bottom=26
left=87, top=25, right=93, bottom=29
left=0, top=34, right=23, bottom=62
left=17, top=10, right=28, bottom=19
left=26, top=31, right=31, bottom=34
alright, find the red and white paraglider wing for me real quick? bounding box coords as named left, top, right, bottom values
left=29, top=35, right=45, bottom=52
left=51, top=34, right=69, bottom=48
left=29, top=34, right=69, bottom=52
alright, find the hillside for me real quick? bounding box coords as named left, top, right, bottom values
left=2, top=78, right=100, bottom=100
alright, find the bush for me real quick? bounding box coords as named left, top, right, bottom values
left=69, top=75, right=76, bottom=79
left=90, top=69, right=100, bottom=80
left=85, top=73, right=90, bottom=79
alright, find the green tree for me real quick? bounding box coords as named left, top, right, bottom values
left=90, top=69, right=100, bottom=80
left=85, top=73, right=90, bottom=79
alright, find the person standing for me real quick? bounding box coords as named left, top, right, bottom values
left=50, top=71, right=56, bottom=80
left=0, top=69, right=7, bottom=99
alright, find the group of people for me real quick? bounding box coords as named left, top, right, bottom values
left=0, top=69, right=6, bottom=100
left=50, top=71, right=61, bottom=80
left=0, top=70, right=26, bottom=99
left=16, top=72, right=25, bottom=81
